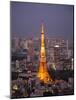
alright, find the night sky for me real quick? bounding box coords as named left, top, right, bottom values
left=11, top=2, right=74, bottom=42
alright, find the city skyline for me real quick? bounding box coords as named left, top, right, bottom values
left=11, top=2, right=74, bottom=98
left=11, top=2, right=74, bottom=43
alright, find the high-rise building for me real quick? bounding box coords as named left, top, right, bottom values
left=13, top=37, right=20, bottom=50
left=16, top=60, right=19, bottom=68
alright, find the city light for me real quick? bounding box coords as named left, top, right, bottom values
left=54, top=45, right=60, bottom=48
left=37, top=24, right=52, bottom=83
left=11, top=2, right=74, bottom=98
left=13, top=84, right=18, bottom=90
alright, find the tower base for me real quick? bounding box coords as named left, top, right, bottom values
left=37, top=71, right=52, bottom=84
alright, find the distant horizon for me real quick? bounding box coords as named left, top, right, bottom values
left=11, top=1, right=74, bottom=43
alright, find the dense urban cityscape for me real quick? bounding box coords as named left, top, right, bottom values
left=11, top=24, right=74, bottom=98
left=11, top=2, right=74, bottom=98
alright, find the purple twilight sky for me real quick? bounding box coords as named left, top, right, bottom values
left=11, top=1, right=74, bottom=43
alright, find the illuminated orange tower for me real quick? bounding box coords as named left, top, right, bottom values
left=37, top=24, right=52, bottom=83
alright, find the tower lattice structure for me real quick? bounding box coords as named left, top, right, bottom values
left=37, top=24, right=52, bottom=83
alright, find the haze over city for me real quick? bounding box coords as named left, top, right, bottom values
left=11, top=2, right=74, bottom=98
left=11, top=2, right=74, bottom=43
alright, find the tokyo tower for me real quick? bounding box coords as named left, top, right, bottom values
left=37, top=24, right=52, bottom=83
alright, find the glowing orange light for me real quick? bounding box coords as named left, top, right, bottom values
left=37, top=23, right=52, bottom=83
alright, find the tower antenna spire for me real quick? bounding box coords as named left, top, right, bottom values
left=41, top=23, right=44, bottom=33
